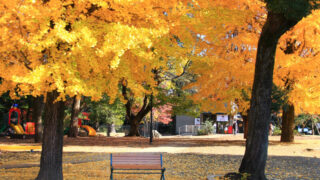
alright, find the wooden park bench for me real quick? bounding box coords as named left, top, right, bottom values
left=110, top=153, right=165, bottom=180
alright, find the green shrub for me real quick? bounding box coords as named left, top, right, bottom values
left=272, top=126, right=281, bottom=135
left=197, top=129, right=206, bottom=135
left=293, top=129, right=300, bottom=135
left=197, top=121, right=213, bottom=135
left=272, top=126, right=300, bottom=136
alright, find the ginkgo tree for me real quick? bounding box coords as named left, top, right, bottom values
left=115, top=32, right=194, bottom=136
left=119, top=0, right=264, bottom=136
left=179, top=0, right=320, bottom=178
left=182, top=0, right=265, bottom=114
left=187, top=0, right=320, bottom=143
left=214, top=0, right=320, bottom=178
left=0, top=0, right=187, bottom=179
left=273, top=9, right=320, bottom=142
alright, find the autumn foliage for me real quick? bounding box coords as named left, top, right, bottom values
left=1, top=0, right=320, bottom=179
left=0, top=0, right=188, bottom=102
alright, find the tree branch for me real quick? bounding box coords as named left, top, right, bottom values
left=164, top=60, right=191, bottom=81
left=16, top=48, right=32, bottom=71
left=136, top=96, right=152, bottom=121
left=122, top=80, right=132, bottom=118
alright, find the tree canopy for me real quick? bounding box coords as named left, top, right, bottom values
left=1, top=0, right=320, bottom=179
left=0, top=0, right=188, bottom=102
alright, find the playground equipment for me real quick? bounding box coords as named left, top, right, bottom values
left=78, top=112, right=96, bottom=136
left=7, top=105, right=35, bottom=138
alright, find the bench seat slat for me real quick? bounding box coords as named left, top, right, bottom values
left=112, top=161, right=160, bottom=164
left=113, top=163, right=160, bottom=165
left=112, top=154, right=159, bottom=156
left=113, top=159, right=160, bottom=162
left=113, top=157, right=160, bottom=160
left=113, top=160, right=160, bottom=163
left=112, top=153, right=160, bottom=155
left=112, top=155, right=159, bottom=157
left=113, top=164, right=162, bottom=170
left=113, top=156, right=160, bottom=159
left=113, top=160, right=160, bottom=162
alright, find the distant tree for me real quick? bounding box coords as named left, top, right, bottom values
left=296, top=114, right=320, bottom=135
left=68, top=96, right=81, bottom=138
left=87, top=96, right=126, bottom=129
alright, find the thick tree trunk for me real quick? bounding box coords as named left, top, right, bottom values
left=127, top=117, right=141, bottom=136
left=239, top=12, right=300, bottom=179
left=311, top=120, right=314, bottom=135
left=107, top=123, right=111, bottom=137
left=122, top=82, right=151, bottom=137
left=68, top=96, right=80, bottom=137
left=314, top=120, right=320, bottom=135
left=243, top=114, right=249, bottom=139
left=33, top=96, right=44, bottom=143
left=281, top=104, right=295, bottom=142
left=106, top=122, right=116, bottom=137
left=36, top=91, right=65, bottom=180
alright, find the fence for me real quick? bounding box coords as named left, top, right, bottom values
left=98, top=123, right=158, bottom=137
left=139, top=122, right=158, bottom=137
left=178, top=124, right=217, bottom=136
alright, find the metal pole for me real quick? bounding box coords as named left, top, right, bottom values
left=150, top=93, right=153, bottom=144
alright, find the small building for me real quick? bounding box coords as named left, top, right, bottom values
left=174, top=112, right=243, bottom=135
left=175, top=115, right=201, bottom=135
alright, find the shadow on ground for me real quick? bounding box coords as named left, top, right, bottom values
left=0, top=152, right=319, bottom=179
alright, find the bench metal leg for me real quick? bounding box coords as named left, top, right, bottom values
left=161, top=168, right=166, bottom=180
left=110, top=168, right=113, bottom=180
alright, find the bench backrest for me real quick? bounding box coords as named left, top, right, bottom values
left=111, top=153, right=163, bottom=169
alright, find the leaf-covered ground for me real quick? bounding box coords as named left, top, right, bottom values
left=0, top=152, right=320, bottom=179
left=0, top=135, right=319, bottom=179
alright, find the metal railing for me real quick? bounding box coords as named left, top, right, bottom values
left=178, top=124, right=217, bottom=136
left=98, top=123, right=158, bottom=137
left=178, top=125, right=199, bottom=136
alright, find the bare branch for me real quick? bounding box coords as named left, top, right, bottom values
left=164, top=59, right=191, bottom=81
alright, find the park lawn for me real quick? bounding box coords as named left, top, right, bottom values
left=1, top=135, right=319, bottom=179
left=1, top=161, right=197, bottom=180
left=0, top=152, right=225, bottom=180
left=1, top=152, right=319, bottom=179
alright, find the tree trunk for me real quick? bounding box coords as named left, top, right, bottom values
left=122, top=83, right=152, bottom=137
left=128, top=117, right=141, bottom=136
left=33, top=96, right=44, bottom=143
left=281, top=104, right=295, bottom=142
left=107, top=123, right=111, bottom=137
left=68, top=96, right=80, bottom=137
left=36, top=91, right=65, bottom=180
left=314, top=120, right=320, bottom=135
left=239, top=12, right=300, bottom=179
left=243, top=114, right=249, bottom=139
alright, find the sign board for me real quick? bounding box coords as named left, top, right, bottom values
left=217, top=115, right=228, bottom=122
left=233, top=113, right=242, bottom=120
left=195, top=118, right=201, bottom=125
